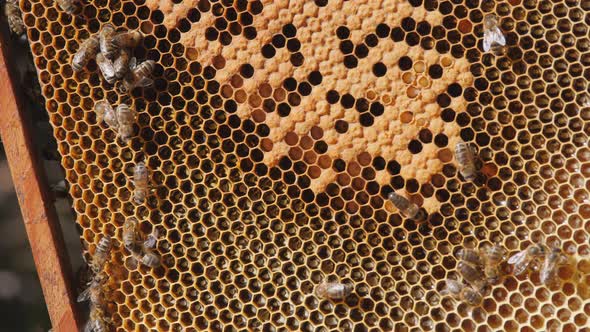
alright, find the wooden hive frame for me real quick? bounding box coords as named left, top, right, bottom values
left=0, top=24, right=81, bottom=331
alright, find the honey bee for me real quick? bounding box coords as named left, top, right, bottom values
left=96, top=53, right=116, bottom=85
left=91, top=235, right=112, bottom=273
left=5, top=0, right=25, bottom=36
left=84, top=304, right=110, bottom=332
left=77, top=274, right=105, bottom=305
left=442, top=279, right=483, bottom=307
left=458, top=261, right=486, bottom=291
left=76, top=259, right=94, bottom=296
left=540, top=247, right=566, bottom=286
left=482, top=14, right=506, bottom=55
left=122, top=217, right=140, bottom=253
left=457, top=248, right=484, bottom=267
left=113, top=48, right=130, bottom=79
left=315, top=279, right=353, bottom=300
left=455, top=140, right=477, bottom=181
left=99, top=24, right=117, bottom=60
left=387, top=192, right=427, bottom=222
left=116, top=103, right=136, bottom=143
left=112, top=30, right=143, bottom=48
left=72, top=34, right=100, bottom=72
left=132, top=162, right=149, bottom=204
left=121, top=58, right=155, bottom=92
left=94, top=100, right=118, bottom=128
left=507, top=243, right=549, bottom=276
left=482, top=243, right=506, bottom=284
left=56, top=0, right=80, bottom=15
left=123, top=217, right=161, bottom=268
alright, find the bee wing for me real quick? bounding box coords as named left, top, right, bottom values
left=483, top=29, right=506, bottom=52
left=83, top=321, right=94, bottom=332
left=491, top=28, right=506, bottom=46
left=136, top=77, right=154, bottom=88
left=129, top=57, right=137, bottom=70
left=539, top=256, right=553, bottom=283
left=144, top=229, right=158, bottom=249
left=442, top=279, right=462, bottom=296
left=77, top=286, right=91, bottom=302
left=507, top=250, right=527, bottom=265
left=94, top=100, right=107, bottom=122
left=482, top=36, right=492, bottom=52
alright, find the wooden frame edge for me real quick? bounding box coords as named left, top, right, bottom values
left=0, top=31, right=82, bottom=331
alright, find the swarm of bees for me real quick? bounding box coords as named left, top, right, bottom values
left=508, top=242, right=567, bottom=286
left=80, top=24, right=155, bottom=144
left=315, top=279, right=353, bottom=300
left=482, top=14, right=506, bottom=55
left=444, top=243, right=507, bottom=306
left=72, top=25, right=154, bottom=93
left=123, top=217, right=161, bottom=269
left=387, top=192, right=427, bottom=222
left=77, top=235, right=112, bottom=332
left=30, top=0, right=576, bottom=329
left=4, top=0, right=25, bottom=36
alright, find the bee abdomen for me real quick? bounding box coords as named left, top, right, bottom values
left=134, top=60, right=156, bottom=78
left=458, top=248, right=484, bottom=266
left=387, top=192, right=426, bottom=221
left=96, top=53, right=116, bottom=84
left=461, top=287, right=483, bottom=306
left=96, top=235, right=112, bottom=255
left=72, top=35, right=99, bottom=72
left=113, top=31, right=143, bottom=48
left=316, top=281, right=352, bottom=300
left=114, top=49, right=130, bottom=79
left=455, top=141, right=477, bottom=181
left=458, top=261, right=485, bottom=289
left=133, top=162, right=149, bottom=203
left=99, top=24, right=117, bottom=59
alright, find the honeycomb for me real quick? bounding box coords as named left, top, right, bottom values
left=19, top=0, right=590, bottom=331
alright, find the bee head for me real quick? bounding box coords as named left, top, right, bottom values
left=530, top=243, right=548, bottom=256
left=484, top=14, right=499, bottom=30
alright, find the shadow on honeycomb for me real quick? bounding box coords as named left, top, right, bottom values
left=19, top=0, right=590, bottom=331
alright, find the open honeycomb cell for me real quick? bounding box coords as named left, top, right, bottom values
left=18, top=0, right=590, bottom=331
